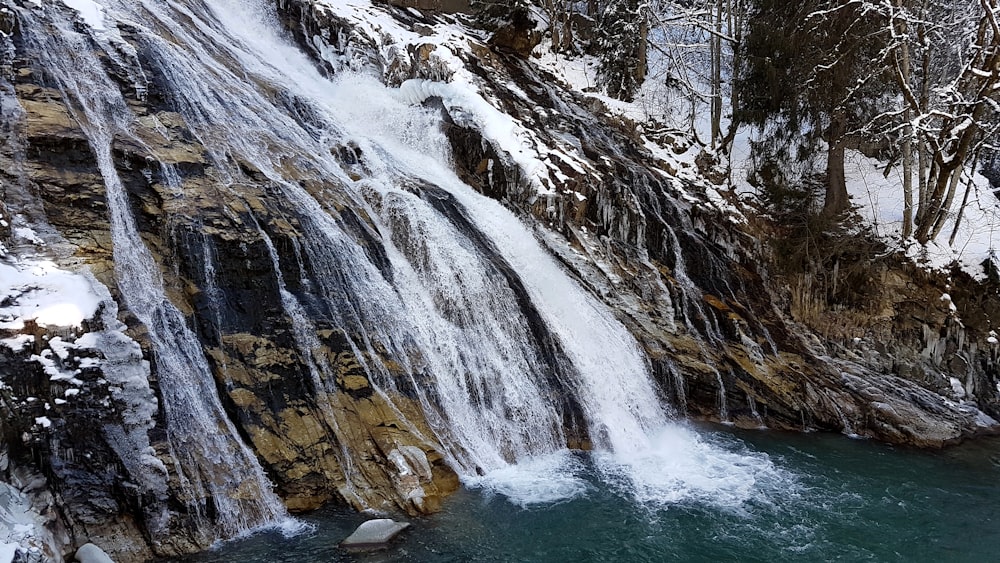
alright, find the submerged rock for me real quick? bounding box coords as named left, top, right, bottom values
left=340, top=519, right=411, bottom=550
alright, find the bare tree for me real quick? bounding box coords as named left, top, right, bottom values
left=873, top=0, right=1000, bottom=243
left=646, top=0, right=746, bottom=148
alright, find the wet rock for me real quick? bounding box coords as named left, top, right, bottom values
left=340, top=519, right=411, bottom=550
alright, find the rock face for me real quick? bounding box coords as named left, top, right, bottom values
left=385, top=0, right=470, bottom=12
left=0, top=0, right=998, bottom=562
left=2, top=2, right=458, bottom=560
left=278, top=0, right=1000, bottom=446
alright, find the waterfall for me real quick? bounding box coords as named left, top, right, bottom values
left=714, top=369, right=731, bottom=424
left=747, top=395, right=766, bottom=428
left=13, top=0, right=785, bottom=527
left=16, top=4, right=291, bottom=543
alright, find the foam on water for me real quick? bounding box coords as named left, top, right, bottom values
left=595, top=425, right=791, bottom=510
left=463, top=451, right=591, bottom=508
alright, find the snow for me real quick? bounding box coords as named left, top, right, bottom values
left=397, top=79, right=548, bottom=191
left=533, top=50, right=600, bottom=94
left=48, top=336, right=74, bottom=360
left=949, top=377, right=966, bottom=399
left=0, top=543, right=16, bottom=563
left=31, top=352, right=71, bottom=381
left=843, top=149, right=1000, bottom=279
left=0, top=482, right=56, bottom=562
left=33, top=417, right=51, bottom=429
left=0, top=260, right=102, bottom=330
left=59, top=0, right=107, bottom=31
left=0, top=335, right=34, bottom=353
left=12, top=227, right=43, bottom=246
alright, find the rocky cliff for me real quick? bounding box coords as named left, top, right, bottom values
left=0, top=1, right=998, bottom=561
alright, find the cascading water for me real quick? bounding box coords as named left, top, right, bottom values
left=15, top=3, right=292, bottom=543
left=12, top=0, right=786, bottom=539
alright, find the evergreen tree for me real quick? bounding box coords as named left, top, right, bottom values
left=737, top=0, right=891, bottom=217
left=596, top=0, right=649, bottom=101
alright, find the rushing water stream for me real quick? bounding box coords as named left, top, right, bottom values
left=11, top=0, right=791, bottom=536
left=174, top=428, right=1000, bottom=562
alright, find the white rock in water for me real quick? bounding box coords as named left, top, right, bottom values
left=75, top=543, right=115, bottom=563
left=340, top=519, right=411, bottom=549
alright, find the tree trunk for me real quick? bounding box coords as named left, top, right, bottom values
left=949, top=166, right=977, bottom=246
left=915, top=161, right=952, bottom=242
left=930, top=165, right=964, bottom=240
left=636, top=13, right=648, bottom=86
left=916, top=138, right=929, bottom=224
left=915, top=14, right=931, bottom=225
left=823, top=112, right=850, bottom=217
left=896, top=0, right=914, bottom=239
left=902, top=134, right=914, bottom=239
left=710, top=0, right=723, bottom=148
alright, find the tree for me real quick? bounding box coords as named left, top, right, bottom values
left=739, top=0, right=1000, bottom=241
left=645, top=0, right=748, bottom=150
left=596, top=0, right=650, bottom=101
left=875, top=0, right=1000, bottom=243
left=738, top=0, right=893, bottom=217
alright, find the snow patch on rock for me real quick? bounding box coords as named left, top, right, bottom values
left=0, top=260, right=102, bottom=331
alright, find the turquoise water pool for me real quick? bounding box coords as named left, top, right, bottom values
left=176, top=425, right=1000, bottom=562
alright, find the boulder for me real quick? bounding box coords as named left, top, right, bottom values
left=340, top=519, right=411, bottom=550
left=489, top=11, right=542, bottom=58
left=75, top=543, right=116, bottom=563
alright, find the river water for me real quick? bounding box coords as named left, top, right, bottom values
left=175, top=426, right=1000, bottom=562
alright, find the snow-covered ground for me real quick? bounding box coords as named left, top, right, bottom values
left=528, top=16, right=999, bottom=281
left=843, top=150, right=1000, bottom=278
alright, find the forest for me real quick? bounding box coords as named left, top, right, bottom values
left=476, top=0, right=1000, bottom=249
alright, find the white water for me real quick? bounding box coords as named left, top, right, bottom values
left=16, top=3, right=293, bottom=543
left=16, top=0, right=790, bottom=532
